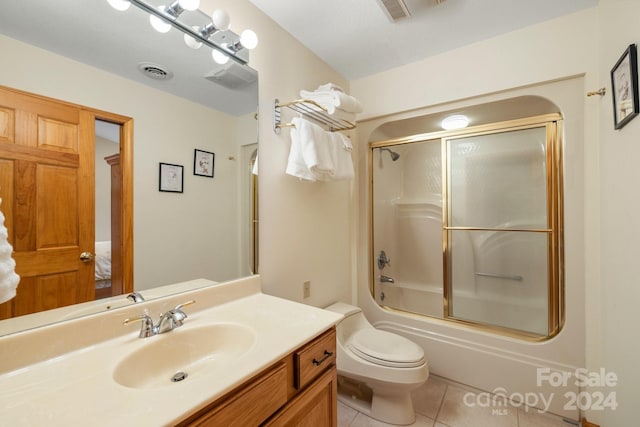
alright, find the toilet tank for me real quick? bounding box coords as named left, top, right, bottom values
left=325, top=302, right=373, bottom=342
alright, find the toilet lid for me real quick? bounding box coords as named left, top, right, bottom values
left=347, top=329, right=425, bottom=368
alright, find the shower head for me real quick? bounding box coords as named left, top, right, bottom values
left=381, top=147, right=400, bottom=161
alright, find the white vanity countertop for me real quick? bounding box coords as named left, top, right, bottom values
left=0, top=276, right=343, bottom=426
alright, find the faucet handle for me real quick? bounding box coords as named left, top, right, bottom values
left=170, top=300, right=196, bottom=327
left=123, top=314, right=156, bottom=338
left=157, top=300, right=197, bottom=334
left=174, top=300, right=196, bottom=312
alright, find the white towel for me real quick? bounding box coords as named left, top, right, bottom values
left=299, top=89, right=363, bottom=115
left=286, top=117, right=354, bottom=182
left=286, top=117, right=334, bottom=181
left=0, top=201, right=19, bottom=304
left=329, top=132, right=355, bottom=181
left=316, top=83, right=345, bottom=93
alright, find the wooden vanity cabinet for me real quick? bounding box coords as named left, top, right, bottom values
left=177, top=327, right=337, bottom=427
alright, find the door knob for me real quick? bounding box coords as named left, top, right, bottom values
left=80, top=252, right=95, bottom=262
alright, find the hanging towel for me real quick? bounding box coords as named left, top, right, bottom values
left=286, top=117, right=354, bottom=182
left=329, top=132, right=355, bottom=181
left=0, top=200, right=19, bottom=304
left=286, top=117, right=334, bottom=181
left=299, top=89, right=363, bottom=115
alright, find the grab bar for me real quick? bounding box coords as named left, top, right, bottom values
left=475, top=272, right=523, bottom=281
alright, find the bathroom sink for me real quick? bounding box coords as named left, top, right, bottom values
left=113, top=324, right=256, bottom=389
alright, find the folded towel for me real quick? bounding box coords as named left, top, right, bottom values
left=286, top=117, right=334, bottom=181
left=299, top=89, right=363, bottom=115
left=316, top=83, right=345, bottom=93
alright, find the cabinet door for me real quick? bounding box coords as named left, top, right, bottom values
left=265, top=367, right=337, bottom=427
left=182, top=363, right=287, bottom=427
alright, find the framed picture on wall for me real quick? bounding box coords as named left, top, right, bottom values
left=194, top=149, right=215, bottom=178
left=159, top=162, right=184, bottom=193
left=611, top=43, right=639, bottom=130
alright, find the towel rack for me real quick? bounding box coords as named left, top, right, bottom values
left=273, top=98, right=356, bottom=134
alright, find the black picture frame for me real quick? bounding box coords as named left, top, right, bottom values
left=611, top=44, right=639, bottom=130
left=193, top=149, right=215, bottom=178
left=159, top=162, right=184, bottom=193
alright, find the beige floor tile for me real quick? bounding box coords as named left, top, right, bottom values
left=349, top=412, right=435, bottom=427
left=412, top=376, right=448, bottom=419
left=338, top=401, right=359, bottom=427
left=436, top=385, right=518, bottom=427
left=517, top=408, right=576, bottom=427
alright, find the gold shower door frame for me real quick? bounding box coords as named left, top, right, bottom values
left=369, top=113, right=564, bottom=341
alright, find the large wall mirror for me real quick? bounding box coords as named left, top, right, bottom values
left=0, top=0, right=258, bottom=335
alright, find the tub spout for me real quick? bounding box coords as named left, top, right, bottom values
left=379, top=275, right=395, bottom=284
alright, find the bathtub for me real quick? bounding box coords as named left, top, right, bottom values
left=376, top=280, right=548, bottom=335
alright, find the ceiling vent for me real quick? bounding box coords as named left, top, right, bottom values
left=137, top=62, right=173, bottom=81
left=204, top=62, right=258, bottom=89
left=376, top=0, right=411, bottom=22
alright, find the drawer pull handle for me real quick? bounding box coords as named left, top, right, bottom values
left=312, top=350, right=333, bottom=366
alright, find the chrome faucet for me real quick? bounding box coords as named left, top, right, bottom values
left=123, top=300, right=196, bottom=338
left=157, top=300, right=194, bottom=334
left=126, top=292, right=145, bottom=303
left=379, top=275, right=395, bottom=284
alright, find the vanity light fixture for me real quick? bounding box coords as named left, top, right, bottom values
left=149, top=0, right=202, bottom=32
left=106, top=0, right=258, bottom=66
left=107, top=0, right=131, bottom=11
left=441, top=114, right=470, bottom=130
left=227, top=30, right=259, bottom=52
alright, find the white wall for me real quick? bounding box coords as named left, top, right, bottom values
left=0, top=34, right=244, bottom=290
left=200, top=0, right=354, bottom=306
left=597, top=1, right=640, bottom=425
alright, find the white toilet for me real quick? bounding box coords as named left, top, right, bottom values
left=325, top=302, right=429, bottom=425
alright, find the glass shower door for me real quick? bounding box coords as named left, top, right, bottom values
left=371, top=140, right=444, bottom=318
left=445, top=126, right=555, bottom=336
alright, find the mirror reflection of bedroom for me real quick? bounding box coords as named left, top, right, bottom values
left=94, top=120, right=122, bottom=299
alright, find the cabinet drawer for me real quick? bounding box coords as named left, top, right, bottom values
left=294, top=328, right=336, bottom=390
left=184, top=362, right=287, bottom=426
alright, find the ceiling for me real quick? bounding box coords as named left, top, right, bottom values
left=247, top=0, right=599, bottom=80
left=0, top=0, right=598, bottom=115
left=0, top=0, right=258, bottom=116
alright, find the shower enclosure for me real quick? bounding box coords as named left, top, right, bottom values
left=370, top=114, right=563, bottom=339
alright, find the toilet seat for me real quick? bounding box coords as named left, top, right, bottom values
left=346, top=329, right=425, bottom=368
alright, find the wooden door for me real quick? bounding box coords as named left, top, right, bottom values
left=0, top=86, right=95, bottom=319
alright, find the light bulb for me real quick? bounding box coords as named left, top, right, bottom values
left=150, top=6, right=172, bottom=33
left=441, top=115, right=469, bottom=130
left=178, top=0, right=200, bottom=11
left=240, top=29, right=258, bottom=50
left=211, top=9, right=231, bottom=31
left=212, top=48, right=230, bottom=65
left=107, top=0, right=130, bottom=11
left=184, top=26, right=202, bottom=49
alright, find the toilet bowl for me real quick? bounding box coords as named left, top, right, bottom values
left=325, top=302, right=429, bottom=425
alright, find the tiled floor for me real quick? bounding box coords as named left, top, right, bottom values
left=337, top=376, right=578, bottom=427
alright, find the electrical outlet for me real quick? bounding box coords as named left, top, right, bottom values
left=303, top=280, right=311, bottom=299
